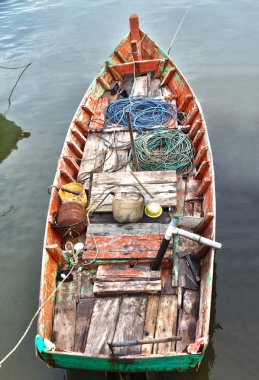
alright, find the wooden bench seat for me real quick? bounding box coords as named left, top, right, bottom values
left=89, top=170, right=177, bottom=212
left=83, top=222, right=172, bottom=263
left=93, top=264, right=161, bottom=295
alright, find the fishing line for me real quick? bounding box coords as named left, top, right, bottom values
left=0, top=61, right=33, bottom=114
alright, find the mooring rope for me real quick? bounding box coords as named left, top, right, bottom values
left=166, top=1, right=194, bottom=55
left=0, top=240, right=91, bottom=368
left=130, top=128, right=194, bottom=174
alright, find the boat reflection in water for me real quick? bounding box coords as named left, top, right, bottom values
left=0, top=113, right=30, bottom=164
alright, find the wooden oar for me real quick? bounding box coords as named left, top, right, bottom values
left=107, top=336, right=181, bottom=355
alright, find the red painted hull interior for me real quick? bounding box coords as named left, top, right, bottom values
left=37, top=14, right=216, bottom=369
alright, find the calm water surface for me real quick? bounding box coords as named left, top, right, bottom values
left=1, top=1, right=259, bottom=379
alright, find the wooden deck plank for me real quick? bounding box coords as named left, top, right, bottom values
left=111, top=296, right=147, bottom=355
left=132, top=76, right=148, bottom=97
left=93, top=279, right=161, bottom=296
left=103, top=132, right=130, bottom=173
left=77, top=133, right=107, bottom=186
left=90, top=170, right=177, bottom=212
left=95, top=265, right=161, bottom=292
left=84, top=297, right=121, bottom=354
left=80, top=271, right=95, bottom=298
left=96, top=264, right=161, bottom=281
left=178, top=235, right=200, bottom=254
left=148, top=78, right=162, bottom=97
left=153, top=295, right=178, bottom=354
left=176, top=290, right=199, bottom=352
left=74, top=298, right=95, bottom=352
left=92, top=170, right=177, bottom=185
left=141, top=296, right=159, bottom=354
left=86, top=223, right=167, bottom=237
left=83, top=234, right=172, bottom=261
left=161, top=268, right=176, bottom=295
left=90, top=187, right=177, bottom=212
left=53, top=281, right=77, bottom=351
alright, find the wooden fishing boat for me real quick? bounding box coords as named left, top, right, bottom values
left=36, top=14, right=219, bottom=373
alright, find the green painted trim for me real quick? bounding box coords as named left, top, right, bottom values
left=40, top=351, right=203, bottom=372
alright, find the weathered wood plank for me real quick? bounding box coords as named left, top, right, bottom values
left=191, top=245, right=210, bottom=261
left=148, top=78, right=162, bottom=97
left=178, top=234, right=200, bottom=254
left=53, top=281, right=77, bottom=351
left=132, top=76, right=148, bottom=97
left=177, top=216, right=204, bottom=229
left=91, top=183, right=177, bottom=195
left=176, top=290, right=199, bottom=352
left=84, top=297, right=120, bottom=354
left=90, top=169, right=177, bottom=210
left=87, top=223, right=167, bottom=237
left=103, top=132, right=130, bottom=172
left=92, top=170, right=177, bottom=186
left=111, top=296, right=147, bottom=355
left=111, top=60, right=165, bottom=76
left=93, top=279, right=161, bottom=296
left=96, top=264, right=161, bottom=281
left=153, top=295, right=178, bottom=353
left=77, top=133, right=108, bottom=186
left=141, top=296, right=159, bottom=354
left=176, top=177, right=202, bottom=217
left=80, top=270, right=95, bottom=298
left=194, top=212, right=214, bottom=234
left=161, top=268, right=176, bottom=295
left=83, top=234, right=172, bottom=261
left=161, top=86, right=177, bottom=100
left=195, top=177, right=211, bottom=197
left=74, top=298, right=95, bottom=352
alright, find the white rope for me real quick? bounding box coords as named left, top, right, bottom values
left=0, top=242, right=81, bottom=368
left=166, top=2, right=193, bottom=55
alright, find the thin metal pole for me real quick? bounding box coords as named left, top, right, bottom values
left=126, top=110, right=139, bottom=171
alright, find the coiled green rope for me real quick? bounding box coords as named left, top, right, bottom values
left=130, top=128, right=194, bottom=174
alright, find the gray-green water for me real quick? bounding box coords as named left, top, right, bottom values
left=1, top=0, right=259, bottom=379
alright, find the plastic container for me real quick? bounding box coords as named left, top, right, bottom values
left=145, top=202, right=163, bottom=218
left=58, top=182, right=87, bottom=208
left=112, top=192, right=144, bottom=223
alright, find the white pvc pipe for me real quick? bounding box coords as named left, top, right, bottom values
left=165, top=224, right=222, bottom=250
left=172, top=227, right=222, bottom=250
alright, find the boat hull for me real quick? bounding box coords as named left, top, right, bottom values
left=39, top=350, right=204, bottom=372
left=37, top=14, right=216, bottom=373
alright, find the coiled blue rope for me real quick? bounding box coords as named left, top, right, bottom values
left=105, top=98, right=177, bottom=133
